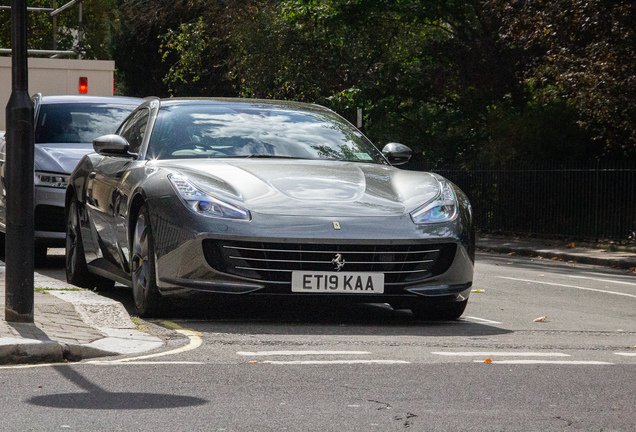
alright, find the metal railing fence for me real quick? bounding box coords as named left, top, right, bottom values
left=411, top=160, right=636, bottom=243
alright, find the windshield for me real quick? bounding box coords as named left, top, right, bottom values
left=147, top=104, right=386, bottom=164
left=35, top=103, right=137, bottom=144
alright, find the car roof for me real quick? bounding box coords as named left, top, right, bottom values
left=37, top=95, right=143, bottom=105
left=154, top=97, right=332, bottom=114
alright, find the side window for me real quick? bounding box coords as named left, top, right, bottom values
left=119, top=109, right=149, bottom=154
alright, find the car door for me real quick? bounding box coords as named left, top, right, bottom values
left=85, top=108, right=150, bottom=272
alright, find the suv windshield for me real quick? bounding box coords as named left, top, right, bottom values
left=35, top=103, right=136, bottom=144
left=147, top=104, right=386, bottom=164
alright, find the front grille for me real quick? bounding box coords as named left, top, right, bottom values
left=203, top=240, right=456, bottom=293
left=35, top=205, right=66, bottom=232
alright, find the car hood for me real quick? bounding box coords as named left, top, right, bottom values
left=35, top=143, right=94, bottom=173
left=156, top=159, right=442, bottom=217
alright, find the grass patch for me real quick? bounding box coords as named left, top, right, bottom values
left=158, top=320, right=183, bottom=330
left=34, top=287, right=85, bottom=293
left=130, top=316, right=150, bottom=333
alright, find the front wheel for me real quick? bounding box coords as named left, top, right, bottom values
left=410, top=299, right=468, bottom=321
left=131, top=204, right=163, bottom=317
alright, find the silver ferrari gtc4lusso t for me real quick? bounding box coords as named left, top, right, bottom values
left=66, top=98, right=474, bottom=318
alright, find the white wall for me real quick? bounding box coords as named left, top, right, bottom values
left=0, top=57, right=115, bottom=129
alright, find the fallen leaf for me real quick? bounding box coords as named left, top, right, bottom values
left=507, top=262, right=514, bottom=265
left=250, top=361, right=258, bottom=364
left=551, top=257, right=559, bottom=261
left=566, top=242, right=575, bottom=249
left=484, top=358, right=492, bottom=363
left=629, top=267, right=636, bottom=274
left=507, top=252, right=516, bottom=256
left=534, top=316, right=547, bottom=322
left=538, top=274, right=545, bottom=277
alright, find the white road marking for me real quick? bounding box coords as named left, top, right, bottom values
left=261, top=360, right=410, bottom=365
left=568, top=275, right=636, bottom=286
left=464, top=316, right=503, bottom=324
left=497, top=276, right=636, bottom=299
left=0, top=362, right=63, bottom=370
left=237, top=350, right=371, bottom=356
left=88, top=361, right=205, bottom=365
left=475, top=360, right=613, bottom=365
left=0, top=359, right=206, bottom=370
left=433, top=351, right=570, bottom=357
left=614, top=353, right=636, bottom=357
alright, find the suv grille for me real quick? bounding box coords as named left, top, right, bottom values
left=203, top=240, right=456, bottom=293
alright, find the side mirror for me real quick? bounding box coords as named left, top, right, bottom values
left=382, top=143, right=412, bottom=166
left=93, top=134, right=135, bottom=157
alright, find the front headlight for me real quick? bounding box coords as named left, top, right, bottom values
left=410, top=180, right=457, bottom=224
left=168, top=174, right=251, bottom=221
left=35, top=171, right=69, bottom=189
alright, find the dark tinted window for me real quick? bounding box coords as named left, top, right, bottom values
left=147, top=104, right=386, bottom=163
left=35, top=103, right=137, bottom=144
left=118, top=108, right=149, bottom=154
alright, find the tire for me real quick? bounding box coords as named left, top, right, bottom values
left=66, top=198, right=115, bottom=289
left=131, top=204, right=163, bottom=317
left=410, top=299, right=468, bottom=321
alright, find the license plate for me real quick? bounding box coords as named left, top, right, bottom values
left=291, top=271, right=384, bottom=293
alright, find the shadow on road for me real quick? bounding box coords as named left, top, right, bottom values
left=143, top=298, right=512, bottom=338
left=27, top=365, right=208, bottom=410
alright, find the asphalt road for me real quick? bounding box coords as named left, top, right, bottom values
left=2, top=251, right=635, bottom=431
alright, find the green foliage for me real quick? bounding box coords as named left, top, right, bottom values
left=111, top=0, right=201, bottom=97
left=160, top=17, right=210, bottom=91
left=1, top=0, right=67, bottom=51
left=0, top=0, right=121, bottom=59
left=488, top=0, right=636, bottom=158
left=112, top=0, right=240, bottom=97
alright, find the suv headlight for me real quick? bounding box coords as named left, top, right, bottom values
left=168, top=174, right=251, bottom=221
left=410, top=180, right=457, bottom=224
left=35, top=172, right=69, bottom=189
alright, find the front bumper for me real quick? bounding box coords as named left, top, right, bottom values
left=148, top=196, right=474, bottom=304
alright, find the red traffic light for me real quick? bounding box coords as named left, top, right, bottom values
left=79, top=77, right=88, bottom=94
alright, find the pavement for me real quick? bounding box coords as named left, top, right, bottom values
left=1, top=236, right=635, bottom=366
left=476, top=234, right=636, bottom=270
left=0, top=261, right=163, bottom=366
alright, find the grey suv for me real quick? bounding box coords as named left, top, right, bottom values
left=0, top=94, right=142, bottom=263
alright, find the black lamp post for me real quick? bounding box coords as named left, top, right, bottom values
left=4, top=0, right=35, bottom=323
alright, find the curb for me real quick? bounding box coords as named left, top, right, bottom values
left=0, top=339, right=118, bottom=365
left=477, top=244, right=636, bottom=270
